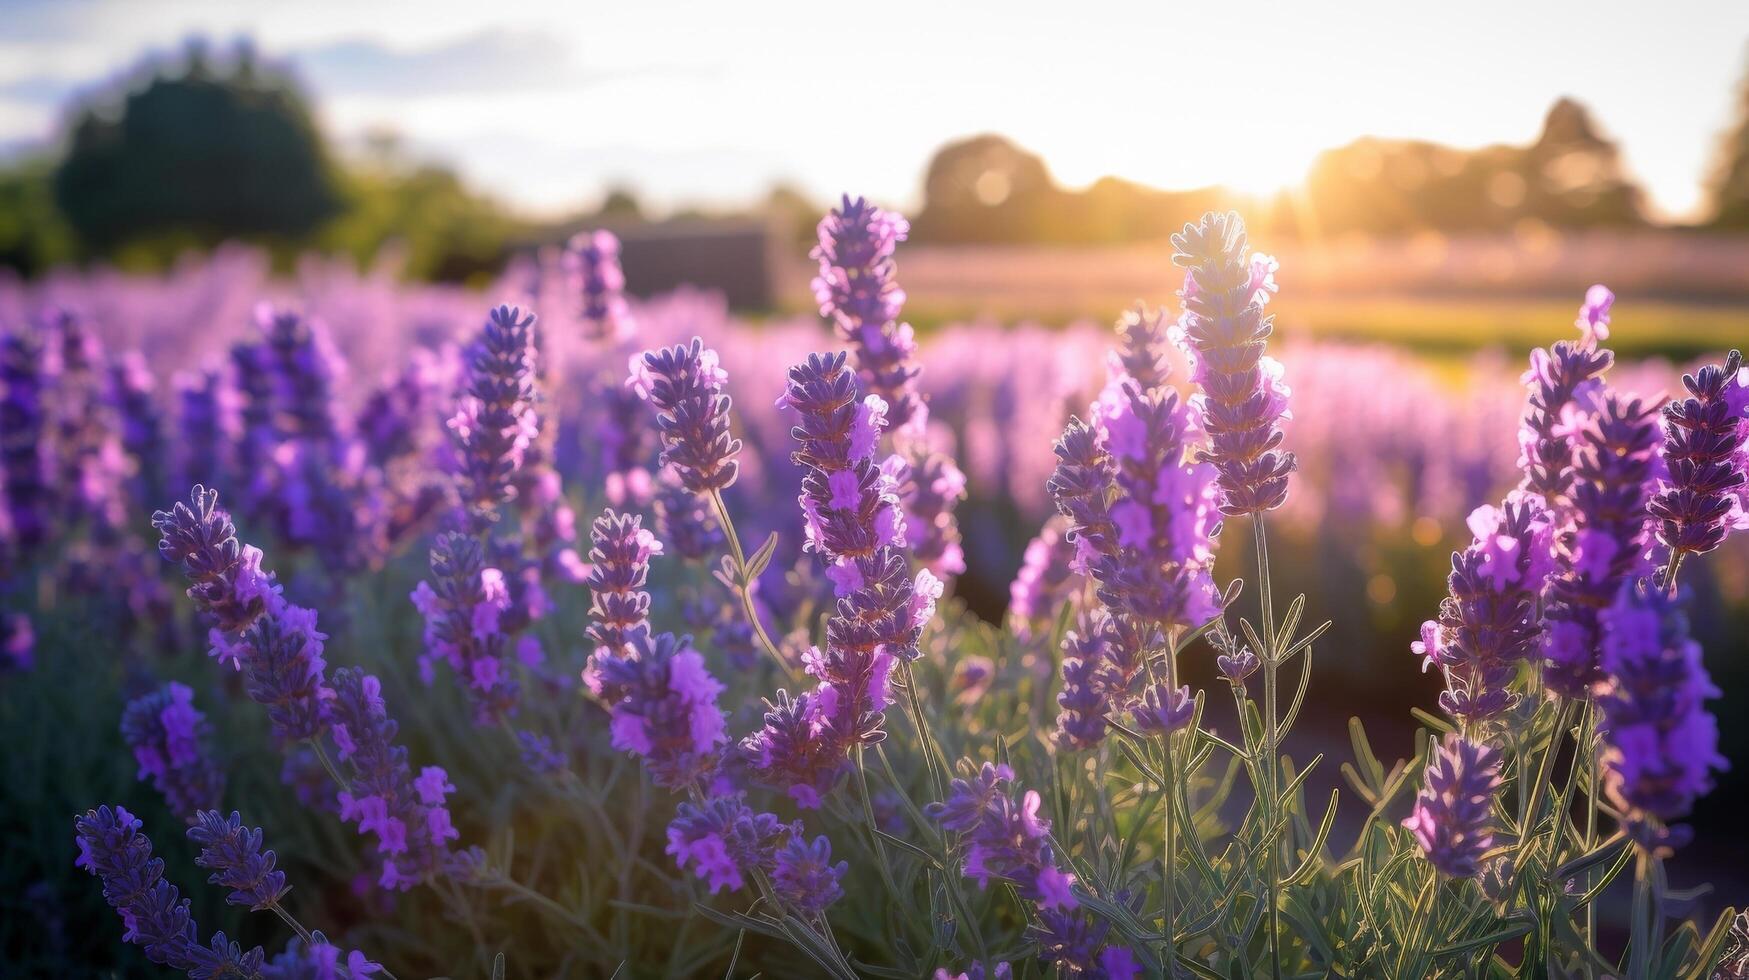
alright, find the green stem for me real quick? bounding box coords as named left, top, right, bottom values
left=708, top=488, right=799, bottom=682
left=1253, top=517, right=1283, bottom=980
left=1630, top=849, right=1655, bottom=978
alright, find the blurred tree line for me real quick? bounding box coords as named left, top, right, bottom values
left=6, top=42, right=1749, bottom=281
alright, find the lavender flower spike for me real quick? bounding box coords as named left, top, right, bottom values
left=630, top=337, right=742, bottom=494
left=1516, top=288, right=1616, bottom=499
left=1542, top=394, right=1662, bottom=698
left=1008, top=515, right=1080, bottom=640
left=772, top=834, right=848, bottom=915
left=1596, top=584, right=1727, bottom=849
left=665, top=795, right=788, bottom=895
left=563, top=229, right=634, bottom=342
left=811, top=195, right=924, bottom=433
left=75, top=804, right=266, bottom=977
left=450, top=305, right=538, bottom=524
left=589, top=630, right=728, bottom=790
left=1650, top=350, right=1747, bottom=566
left=582, top=509, right=662, bottom=699
left=187, top=810, right=290, bottom=911
left=122, top=682, right=225, bottom=820
left=1402, top=735, right=1503, bottom=879
left=1171, top=210, right=1296, bottom=516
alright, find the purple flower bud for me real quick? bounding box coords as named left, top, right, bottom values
left=811, top=195, right=925, bottom=434
left=1054, top=615, right=1112, bottom=751
left=122, top=682, right=225, bottom=820
left=563, top=229, right=634, bottom=342
left=892, top=446, right=967, bottom=580
left=1596, top=584, right=1727, bottom=845
left=263, top=932, right=383, bottom=980
left=739, top=688, right=845, bottom=809
left=3, top=613, right=33, bottom=670
left=1112, top=305, right=1173, bottom=394
left=1033, top=906, right=1144, bottom=980
left=1651, top=350, right=1748, bottom=562
left=665, top=795, right=788, bottom=895
left=1131, top=682, right=1195, bottom=737
left=1402, top=735, right=1502, bottom=878
left=631, top=338, right=742, bottom=494
left=772, top=834, right=848, bottom=915
left=1542, top=393, right=1662, bottom=698
left=1171, top=211, right=1296, bottom=516
left=933, top=963, right=1012, bottom=980
left=187, top=810, right=289, bottom=910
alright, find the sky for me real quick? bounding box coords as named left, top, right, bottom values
left=2, top=0, right=1747, bottom=221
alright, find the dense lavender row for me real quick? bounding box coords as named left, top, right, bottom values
left=3, top=202, right=1746, bottom=977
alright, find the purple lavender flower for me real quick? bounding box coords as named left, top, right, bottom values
left=1032, top=907, right=1144, bottom=979
left=1516, top=290, right=1616, bottom=499
left=653, top=469, right=725, bottom=562
left=563, top=229, right=634, bottom=342
left=1054, top=614, right=1112, bottom=751
left=1008, top=516, right=1080, bottom=640
left=929, top=763, right=1077, bottom=911
left=740, top=688, right=845, bottom=808
left=187, top=810, right=289, bottom=910
left=590, top=630, right=728, bottom=790
left=665, top=795, right=789, bottom=895
left=449, top=305, right=538, bottom=525
left=3, top=613, right=32, bottom=670
left=1131, top=681, right=1195, bottom=737
left=1171, top=211, right=1296, bottom=516
left=44, top=309, right=128, bottom=535
left=1052, top=380, right=1221, bottom=630
left=1651, top=350, right=1748, bottom=565
left=772, top=834, right=848, bottom=915
left=1402, top=735, right=1502, bottom=878
left=1596, top=584, right=1727, bottom=848
left=410, top=532, right=519, bottom=724
left=1112, top=305, right=1173, bottom=393
left=630, top=338, right=742, bottom=494
left=327, top=668, right=459, bottom=891
left=262, top=933, right=383, bottom=980
left=0, top=326, right=54, bottom=553
left=1542, top=394, right=1662, bottom=698
left=516, top=730, right=566, bottom=774
left=153, top=486, right=332, bottom=743
left=589, top=379, right=660, bottom=508
left=811, top=195, right=924, bottom=434
left=75, top=804, right=266, bottom=976
left=1413, top=492, right=1556, bottom=721
left=581, top=509, right=661, bottom=696
left=933, top=963, right=1012, bottom=980
left=121, top=682, right=225, bottom=819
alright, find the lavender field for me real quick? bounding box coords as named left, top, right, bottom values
left=4, top=202, right=1749, bottom=979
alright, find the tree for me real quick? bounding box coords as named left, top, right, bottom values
left=51, top=41, right=343, bottom=256
left=1706, top=46, right=1749, bottom=229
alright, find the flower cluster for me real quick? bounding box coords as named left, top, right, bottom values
left=929, top=762, right=1077, bottom=910
left=563, top=229, right=634, bottom=342
left=1170, top=211, right=1296, bottom=516
left=1033, top=907, right=1143, bottom=979
left=653, top=470, right=725, bottom=561
left=1541, top=393, right=1663, bottom=697
left=1651, top=349, right=1748, bottom=565
left=589, top=630, right=729, bottom=790
left=1401, top=735, right=1503, bottom=879
left=771, top=834, right=849, bottom=916
left=1595, top=585, right=1727, bottom=849
left=0, top=326, right=54, bottom=555
left=1413, top=492, right=1556, bottom=721
left=665, top=795, right=790, bottom=895
left=631, top=338, right=743, bottom=494
left=410, top=532, right=520, bottom=723
left=581, top=509, right=662, bottom=698
left=328, top=668, right=460, bottom=890
left=121, top=682, right=226, bottom=820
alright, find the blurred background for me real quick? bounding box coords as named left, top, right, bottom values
left=3, top=0, right=1749, bottom=964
